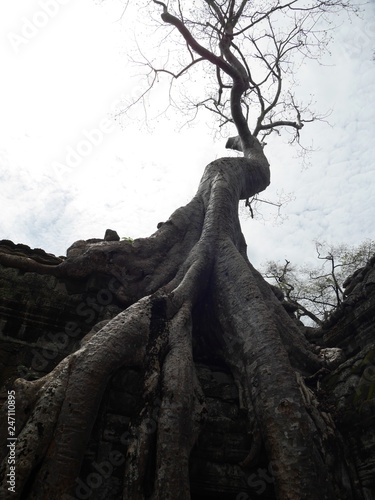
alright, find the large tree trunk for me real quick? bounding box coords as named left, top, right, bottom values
left=0, top=147, right=353, bottom=499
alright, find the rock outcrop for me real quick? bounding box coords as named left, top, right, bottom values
left=321, top=255, right=375, bottom=498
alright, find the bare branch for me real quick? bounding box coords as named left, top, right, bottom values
left=151, top=57, right=206, bottom=80
left=153, top=1, right=238, bottom=80
left=153, top=0, right=260, bottom=153
left=134, top=1, right=357, bottom=162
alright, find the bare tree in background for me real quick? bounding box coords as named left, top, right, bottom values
left=264, top=239, right=375, bottom=326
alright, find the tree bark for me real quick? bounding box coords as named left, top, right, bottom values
left=0, top=147, right=353, bottom=499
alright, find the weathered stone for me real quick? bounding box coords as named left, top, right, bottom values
left=319, top=347, right=346, bottom=369
left=0, top=239, right=64, bottom=264
left=104, top=229, right=120, bottom=241
left=320, top=255, right=375, bottom=496
left=0, top=241, right=375, bottom=498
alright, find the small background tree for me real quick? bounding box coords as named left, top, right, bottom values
left=263, top=239, right=375, bottom=325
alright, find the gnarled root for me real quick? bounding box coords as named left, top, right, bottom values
left=0, top=154, right=352, bottom=499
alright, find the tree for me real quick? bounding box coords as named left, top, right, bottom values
left=263, top=239, right=375, bottom=326
left=0, top=1, right=360, bottom=499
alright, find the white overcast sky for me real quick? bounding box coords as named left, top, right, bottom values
left=0, top=0, right=374, bottom=271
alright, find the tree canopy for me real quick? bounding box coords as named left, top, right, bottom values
left=129, top=0, right=357, bottom=152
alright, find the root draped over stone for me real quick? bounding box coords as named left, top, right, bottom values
left=0, top=154, right=352, bottom=499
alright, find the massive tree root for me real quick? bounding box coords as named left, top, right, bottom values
left=0, top=150, right=353, bottom=499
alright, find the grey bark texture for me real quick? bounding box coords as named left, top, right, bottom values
left=0, top=143, right=354, bottom=499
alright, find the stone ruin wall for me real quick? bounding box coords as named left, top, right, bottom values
left=0, top=239, right=374, bottom=499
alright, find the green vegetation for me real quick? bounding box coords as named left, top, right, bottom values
left=121, top=236, right=134, bottom=243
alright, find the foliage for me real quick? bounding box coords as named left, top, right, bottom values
left=121, top=236, right=134, bottom=243
left=263, top=239, right=375, bottom=325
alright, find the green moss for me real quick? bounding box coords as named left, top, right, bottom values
left=17, top=365, right=42, bottom=381
left=348, top=350, right=375, bottom=377
left=363, top=349, right=375, bottom=365
left=353, top=376, right=375, bottom=410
